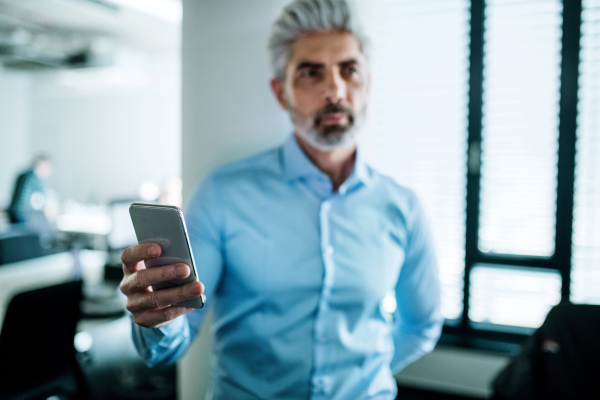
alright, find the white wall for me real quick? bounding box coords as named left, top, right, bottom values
left=0, top=66, right=32, bottom=207
left=179, top=1, right=291, bottom=398
left=29, top=51, right=181, bottom=204
left=0, top=50, right=181, bottom=209
left=180, top=0, right=292, bottom=202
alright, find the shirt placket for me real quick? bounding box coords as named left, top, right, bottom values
left=311, top=198, right=336, bottom=399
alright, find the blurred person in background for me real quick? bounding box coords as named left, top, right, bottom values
left=7, top=154, right=53, bottom=225
left=120, top=0, right=443, bottom=398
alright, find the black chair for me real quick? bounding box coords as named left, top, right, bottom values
left=491, top=303, right=600, bottom=400
left=0, top=280, right=89, bottom=400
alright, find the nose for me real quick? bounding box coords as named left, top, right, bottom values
left=324, top=69, right=346, bottom=104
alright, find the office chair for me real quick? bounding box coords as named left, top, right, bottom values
left=0, top=280, right=90, bottom=400
left=491, top=303, right=600, bottom=400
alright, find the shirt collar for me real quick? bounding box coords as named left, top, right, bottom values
left=281, top=134, right=373, bottom=189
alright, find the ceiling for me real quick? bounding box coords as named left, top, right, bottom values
left=0, top=0, right=180, bottom=69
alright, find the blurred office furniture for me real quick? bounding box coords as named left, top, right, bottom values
left=76, top=199, right=134, bottom=319
left=54, top=202, right=112, bottom=251
left=106, top=199, right=139, bottom=253
left=23, top=208, right=55, bottom=247
left=77, top=316, right=176, bottom=400
left=103, top=198, right=141, bottom=280
left=0, top=280, right=89, bottom=400
left=0, top=230, right=44, bottom=264
left=395, top=386, right=489, bottom=400
left=0, top=250, right=105, bottom=324
left=53, top=198, right=141, bottom=262
left=0, top=249, right=175, bottom=400
left=395, top=345, right=510, bottom=399
left=72, top=199, right=175, bottom=399
left=0, top=209, right=68, bottom=265
left=491, top=303, right=600, bottom=400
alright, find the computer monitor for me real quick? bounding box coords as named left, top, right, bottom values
left=106, top=199, right=139, bottom=252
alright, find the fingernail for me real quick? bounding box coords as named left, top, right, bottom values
left=147, top=246, right=160, bottom=257
left=173, top=264, right=189, bottom=278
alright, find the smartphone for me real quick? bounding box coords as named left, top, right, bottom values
left=129, top=203, right=205, bottom=309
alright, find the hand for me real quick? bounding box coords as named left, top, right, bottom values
left=120, top=242, right=205, bottom=328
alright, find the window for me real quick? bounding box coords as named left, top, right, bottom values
left=368, top=0, right=598, bottom=343
left=470, top=0, right=564, bottom=333
left=478, top=0, right=562, bottom=258
left=366, top=0, right=470, bottom=323
left=571, top=0, right=600, bottom=305
left=469, top=264, right=561, bottom=330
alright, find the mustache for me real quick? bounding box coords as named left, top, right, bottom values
left=314, top=103, right=355, bottom=127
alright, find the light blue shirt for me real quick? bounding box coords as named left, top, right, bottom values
left=132, top=135, right=443, bottom=399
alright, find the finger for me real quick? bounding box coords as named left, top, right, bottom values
left=132, top=306, right=194, bottom=328
left=121, top=263, right=191, bottom=294
left=126, top=281, right=204, bottom=312
left=121, top=243, right=162, bottom=271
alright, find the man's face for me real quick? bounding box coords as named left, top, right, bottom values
left=272, top=31, right=369, bottom=151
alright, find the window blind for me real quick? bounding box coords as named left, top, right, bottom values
left=366, top=0, right=470, bottom=321
left=469, top=0, right=564, bottom=330
left=571, top=0, right=600, bottom=305
left=478, top=0, right=562, bottom=257
left=469, top=264, right=561, bottom=330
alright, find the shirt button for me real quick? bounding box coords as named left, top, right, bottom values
left=325, top=246, right=334, bottom=256
left=322, top=202, right=331, bottom=212
left=317, top=334, right=328, bottom=343
left=313, top=379, right=324, bottom=393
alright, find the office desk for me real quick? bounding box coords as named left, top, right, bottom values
left=0, top=250, right=106, bottom=327
left=0, top=250, right=176, bottom=399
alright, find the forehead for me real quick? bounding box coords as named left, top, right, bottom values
left=287, top=30, right=365, bottom=67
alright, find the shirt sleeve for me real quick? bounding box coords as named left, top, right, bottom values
left=390, top=191, right=444, bottom=373
left=131, top=174, right=225, bottom=367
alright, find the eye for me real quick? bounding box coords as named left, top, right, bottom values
left=342, top=64, right=359, bottom=78
left=299, top=67, right=321, bottom=80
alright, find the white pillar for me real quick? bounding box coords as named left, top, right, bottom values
left=179, top=1, right=290, bottom=398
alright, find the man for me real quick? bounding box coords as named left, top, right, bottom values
left=120, top=0, right=443, bottom=398
left=7, top=155, right=53, bottom=224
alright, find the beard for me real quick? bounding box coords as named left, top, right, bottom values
left=288, top=102, right=366, bottom=151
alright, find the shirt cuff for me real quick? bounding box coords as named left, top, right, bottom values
left=131, top=315, right=189, bottom=367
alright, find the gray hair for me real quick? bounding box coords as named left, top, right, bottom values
left=268, top=0, right=369, bottom=80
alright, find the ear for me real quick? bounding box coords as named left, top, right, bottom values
left=270, top=78, right=288, bottom=110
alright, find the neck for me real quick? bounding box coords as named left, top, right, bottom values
left=294, top=134, right=356, bottom=192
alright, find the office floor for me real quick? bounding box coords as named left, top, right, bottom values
left=78, top=316, right=176, bottom=400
